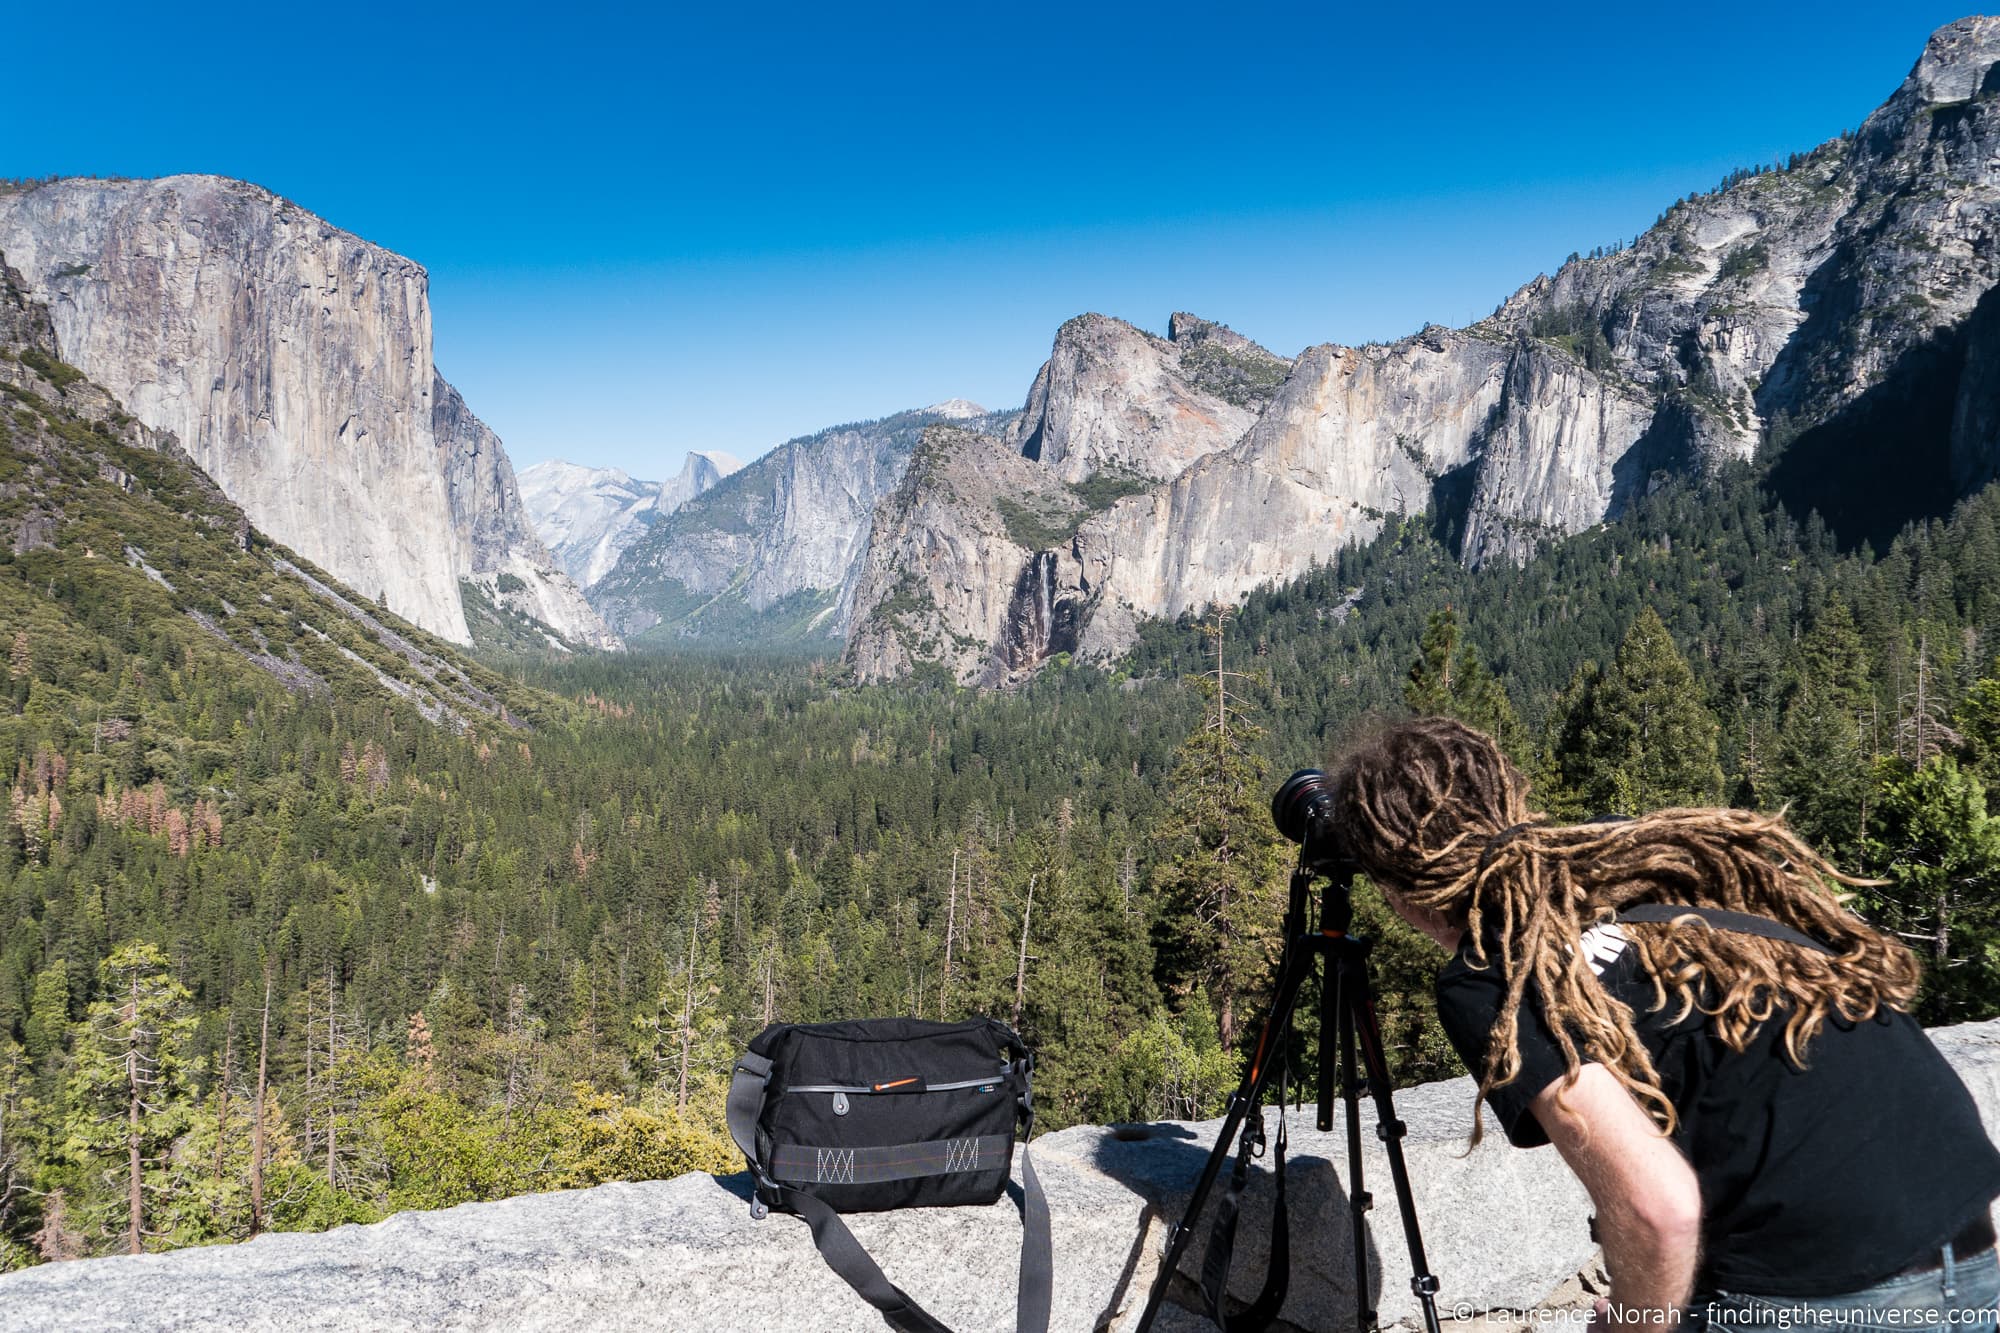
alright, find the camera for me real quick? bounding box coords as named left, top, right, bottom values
left=1270, top=768, right=1335, bottom=844
left=1270, top=768, right=1352, bottom=876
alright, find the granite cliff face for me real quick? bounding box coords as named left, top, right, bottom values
left=518, top=450, right=741, bottom=590
left=847, top=426, right=1093, bottom=684
left=432, top=377, right=621, bottom=650
left=592, top=402, right=1012, bottom=646
left=0, top=253, right=525, bottom=728
left=849, top=17, right=2000, bottom=681
left=1005, top=313, right=1287, bottom=485
left=1474, top=17, right=2000, bottom=554
left=1067, top=330, right=1514, bottom=651
left=0, top=174, right=610, bottom=651
left=658, top=452, right=742, bottom=516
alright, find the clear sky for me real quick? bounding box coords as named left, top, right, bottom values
left=7, top=2, right=1981, bottom=481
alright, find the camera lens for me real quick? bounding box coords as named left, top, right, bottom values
left=1271, top=769, right=1337, bottom=846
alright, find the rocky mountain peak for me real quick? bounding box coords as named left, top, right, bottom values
left=527, top=459, right=637, bottom=491
left=1908, top=15, right=2000, bottom=107
left=432, top=377, right=620, bottom=650
left=586, top=402, right=1019, bottom=646
left=518, top=450, right=742, bottom=593
left=849, top=424, right=1110, bottom=684
left=0, top=250, right=529, bottom=725
left=919, top=398, right=988, bottom=420
left=688, top=449, right=745, bottom=475
left=1002, top=311, right=1286, bottom=485
left=1167, top=311, right=1266, bottom=353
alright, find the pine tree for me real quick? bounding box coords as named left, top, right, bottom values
left=1895, top=631, right=1962, bottom=766
left=405, top=1012, right=436, bottom=1088
left=59, top=942, right=197, bottom=1254
left=499, top=984, right=544, bottom=1125
left=158, top=1075, right=283, bottom=1248
left=1109, top=1007, right=1238, bottom=1122
left=1547, top=608, right=1724, bottom=814
left=1863, top=755, right=2000, bottom=1022
left=250, top=968, right=274, bottom=1235
left=1957, top=668, right=2000, bottom=800
left=1774, top=600, right=1875, bottom=857
left=1775, top=699, right=1870, bottom=858
left=1147, top=607, right=1284, bottom=1048
left=641, top=914, right=728, bottom=1118
left=0, top=1043, right=28, bottom=1269
left=31, top=1188, right=83, bottom=1262
left=22, top=963, right=67, bottom=1065
left=1798, top=599, right=1873, bottom=715
left=1403, top=607, right=1524, bottom=756
left=1018, top=839, right=1153, bottom=1126
left=298, top=967, right=368, bottom=1194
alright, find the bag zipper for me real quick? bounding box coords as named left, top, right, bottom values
left=786, top=1072, right=1008, bottom=1094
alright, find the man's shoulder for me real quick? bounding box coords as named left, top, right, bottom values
left=1434, top=940, right=1509, bottom=1040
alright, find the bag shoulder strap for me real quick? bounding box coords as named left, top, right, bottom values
left=777, top=1148, right=1050, bottom=1333
left=1611, top=903, right=1837, bottom=955
left=726, top=1051, right=774, bottom=1203
left=725, top=1051, right=1053, bottom=1333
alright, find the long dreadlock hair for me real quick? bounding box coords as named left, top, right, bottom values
left=1327, top=716, right=1920, bottom=1140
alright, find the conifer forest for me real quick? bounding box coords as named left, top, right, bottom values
left=8, top=427, right=2000, bottom=1264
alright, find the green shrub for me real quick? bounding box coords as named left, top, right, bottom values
left=19, top=347, right=84, bottom=392
left=1718, top=242, right=1770, bottom=281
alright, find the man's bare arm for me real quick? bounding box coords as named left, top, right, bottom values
left=1529, top=1064, right=1701, bottom=1322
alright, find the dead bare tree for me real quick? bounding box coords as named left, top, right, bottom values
left=251, top=967, right=271, bottom=1235
left=212, top=1017, right=235, bottom=1183
left=1012, top=875, right=1037, bottom=1029
left=940, top=848, right=959, bottom=1017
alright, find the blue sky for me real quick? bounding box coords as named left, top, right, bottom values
left=8, top=2, right=1980, bottom=480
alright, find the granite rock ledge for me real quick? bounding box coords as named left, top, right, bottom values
left=4, top=1018, right=1998, bottom=1332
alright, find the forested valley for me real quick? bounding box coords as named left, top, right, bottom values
left=7, top=443, right=2000, bottom=1266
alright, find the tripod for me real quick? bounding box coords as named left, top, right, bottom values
left=1134, top=842, right=1444, bottom=1333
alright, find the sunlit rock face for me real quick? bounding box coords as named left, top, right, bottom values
left=847, top=426, right=1088, bottom=685
left=1004, top=311, right=1288, bottom=485
left=0, top=174, right=611, bottom=650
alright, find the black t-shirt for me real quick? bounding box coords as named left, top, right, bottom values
left=1435, top=922, right=2000, bottom=1295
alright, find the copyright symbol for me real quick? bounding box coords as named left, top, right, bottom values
left=1453, top=1304, right=1477, bottom=1320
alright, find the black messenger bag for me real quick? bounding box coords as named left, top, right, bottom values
left=726, top=1016, right=1052, bottom=1333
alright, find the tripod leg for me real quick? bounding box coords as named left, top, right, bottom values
left=1133, top=939, right=1318, bottom=1333
left=1338, top=947, right=1443, bottom=1333
left=1338, top=976, right=1374, bottom=1332
left=1318, top=967, right=1337, bottom=1133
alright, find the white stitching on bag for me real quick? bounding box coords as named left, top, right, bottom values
left=816, top=1147, right=856, bottom=1183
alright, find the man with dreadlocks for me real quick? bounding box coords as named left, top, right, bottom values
left=1326, top=716, right=2000, bottom=1328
